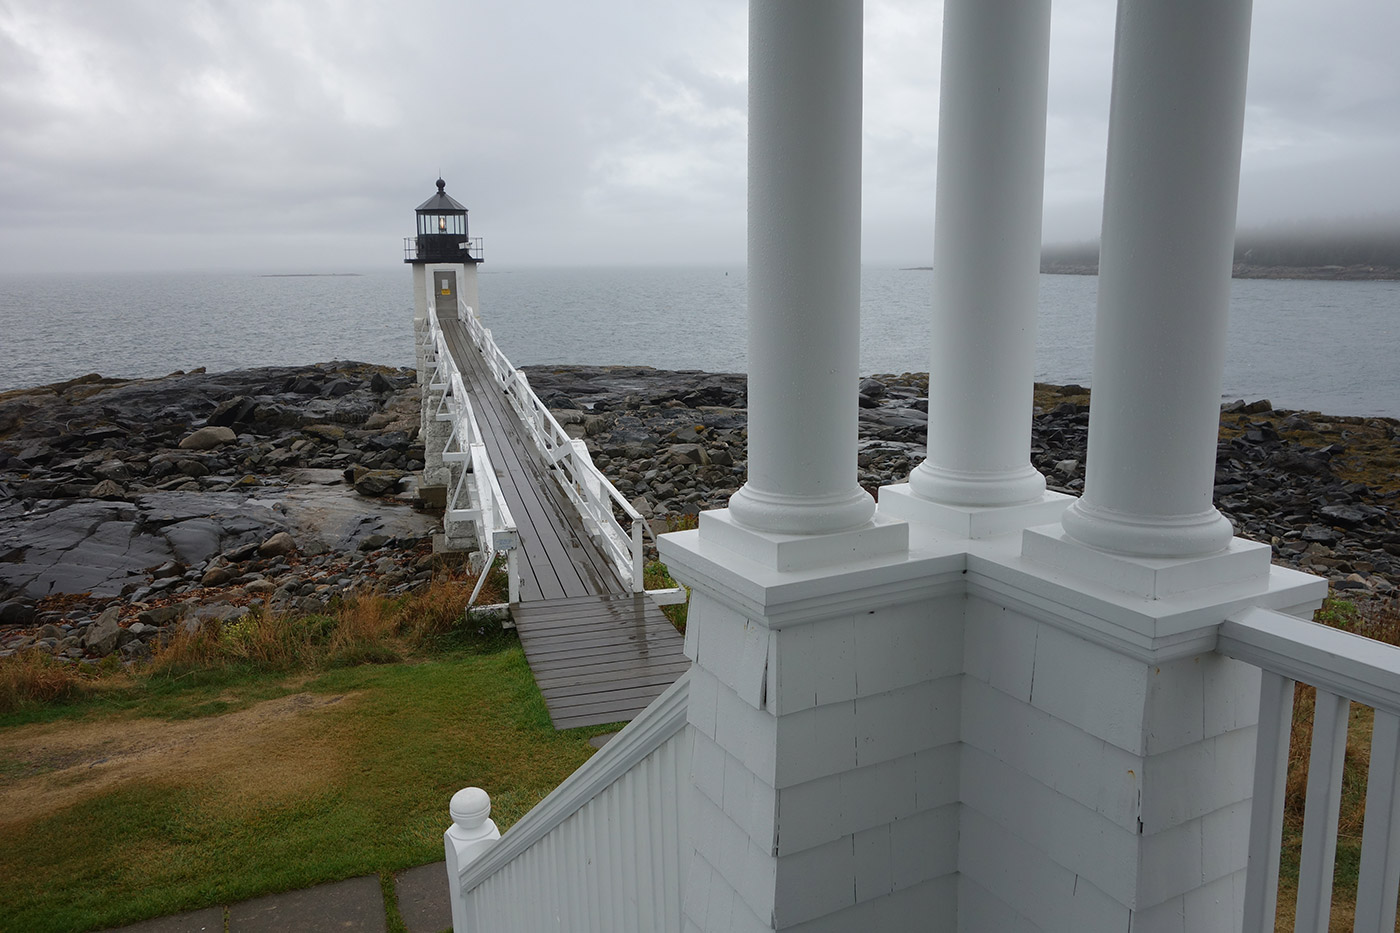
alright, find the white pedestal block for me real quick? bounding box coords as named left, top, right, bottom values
left=661, top=527, right=965, bottom=932
left=666, top=516, right=1326, bottom=932
left=955, top=530, right=1325, bottom=931
left=879, top=483, right=1071, bottom=540
left=1022, top=524, right=1272, bottom=600
left=699, top=509, right=908, bottom=573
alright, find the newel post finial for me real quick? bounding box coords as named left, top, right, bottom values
left=444, top=787, right=501, bottom=932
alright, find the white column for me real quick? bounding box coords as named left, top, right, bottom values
left=726, top=0, right=874, bottom=537
left=1060, top=0, right=1253, bottom=558
left=907, top=0, right=1051, bottom=508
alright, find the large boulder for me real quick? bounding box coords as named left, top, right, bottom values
left=0, top=598, right=37, bottom=626
left=88, top=479, right=127, bottom=500
left=179, top=426, right=237, bottom=450
left=258, top=531, right=298, bottom=558
left=353, top=470, right=406, bottom=497
left=83, top=606, right=123, bottom=656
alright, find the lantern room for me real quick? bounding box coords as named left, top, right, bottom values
left=405, top=178, right=483, bottom=264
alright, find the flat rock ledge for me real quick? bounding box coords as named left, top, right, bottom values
left=0, top=362, right=441, bottom=664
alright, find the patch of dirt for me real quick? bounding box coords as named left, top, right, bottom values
left=0, top=691, right=360, bottom=826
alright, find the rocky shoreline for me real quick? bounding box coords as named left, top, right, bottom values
left=2, top=361, right=1397, bottom=665
left=0, top=363, right=437, bottom=663
left=524, top=365, right=1399, bottom=597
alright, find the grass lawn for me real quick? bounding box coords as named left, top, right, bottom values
left=0, top=639, right=615, bottom=933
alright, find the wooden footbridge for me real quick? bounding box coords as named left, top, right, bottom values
left=422, top=304, right=689, bottom=729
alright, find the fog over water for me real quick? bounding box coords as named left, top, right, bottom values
left=1, top=268, right=1395, bottom=419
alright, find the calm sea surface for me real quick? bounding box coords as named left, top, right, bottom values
left=0, top=267, right=1396, bottom=418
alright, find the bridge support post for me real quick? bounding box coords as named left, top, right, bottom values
left=412, top=263, right=429, bottom=381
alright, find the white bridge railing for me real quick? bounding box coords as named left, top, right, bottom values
left=459, top=304, right=651, bottom=593
left=1221, top=607, right=1400, bottom=933
left=424, top=303, right=520, bottom=605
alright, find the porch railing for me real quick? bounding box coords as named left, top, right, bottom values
left=458, top=304, right=650, bottom=593
left=445, top=671, right=690, bottom=932
left=424, top=303, right=520, bottom=605
left=1220, top=607, right=1400, bottom=933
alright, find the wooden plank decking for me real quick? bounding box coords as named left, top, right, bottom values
left=511, top=594, right=692, bottom=729
left=437, top=310, right=689, bottom=728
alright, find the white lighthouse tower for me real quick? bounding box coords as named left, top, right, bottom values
left=405, top=179, right=484, bottom=522
left=405, top=177, right=483, bottom=376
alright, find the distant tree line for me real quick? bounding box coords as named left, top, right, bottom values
left=1231, top=227, right=1400, bottom=269
left=1042, top=222, right=1400, bottom=273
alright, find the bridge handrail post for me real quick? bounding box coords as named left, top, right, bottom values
left=630, top=519, right=644, bottom=593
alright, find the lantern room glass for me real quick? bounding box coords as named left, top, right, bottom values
left=419, top=213, right=465, bottom=237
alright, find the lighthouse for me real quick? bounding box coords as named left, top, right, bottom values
left=405, top=178, right=483, bottom=373
left=406, top=178, right=484, bottom=525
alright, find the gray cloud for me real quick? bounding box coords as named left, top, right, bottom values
left=0, top=0, right=1395, bottom=273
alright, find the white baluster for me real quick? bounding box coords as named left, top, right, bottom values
left=1295, top=689, right=1351, bottom=931
left=1355, top=709, right=1400, bottom=933
left=1243, top=671, right=1295, bottom=933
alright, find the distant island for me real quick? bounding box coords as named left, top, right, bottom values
left=1039, top=224, right=1400, bottom=280
left=905, top=223, right=1400, bottom=280
left=259, top=273, right=364, bottom=278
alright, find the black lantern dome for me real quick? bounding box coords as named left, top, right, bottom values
left=405, top=178, right=483, bottom=263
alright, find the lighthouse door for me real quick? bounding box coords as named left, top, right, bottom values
left=435, top=271, right=458, bottom=317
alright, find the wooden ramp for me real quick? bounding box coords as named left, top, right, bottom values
left=511, top=595, right=693, bottom=729
left=438, top=311, right=689, bottom=728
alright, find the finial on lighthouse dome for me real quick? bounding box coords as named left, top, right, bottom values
left=436, top=177, right=446, bottom=194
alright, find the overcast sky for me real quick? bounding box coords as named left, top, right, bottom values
left=1, top=0, right=1396, bottom=274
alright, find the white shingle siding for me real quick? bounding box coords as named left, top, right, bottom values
left=956, top=598, right=1264, bottom=923
left=959, top=807, right=1131, bottom=933
left=961, top=676, right=1141, bottom=830
left=1138, top=729, right=1257, bottom=833
left=962, top=597, right=1037, bottom=702
left=855, top=675, right=962, bottom=767
left=959, top=875, right=1046, bottom=933
left=961, top=745, right=1139, bottom=904
left=1027, top=619, right=1152, bottom=754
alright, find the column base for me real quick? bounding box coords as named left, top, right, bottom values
left=907, top=460, right=1048, bottom=508
left=1061, top=498, right=1236, bottom=559
left=698, top=508, right=908, bottom=572
left=727, top=483, right=877, bottom=537
left=878, top=483, right=1072, bottom=539
left=1022, top=523, right=1271, bottom=600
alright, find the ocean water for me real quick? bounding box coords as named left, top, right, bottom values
left=0, top=267, right=1396, bottom=418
